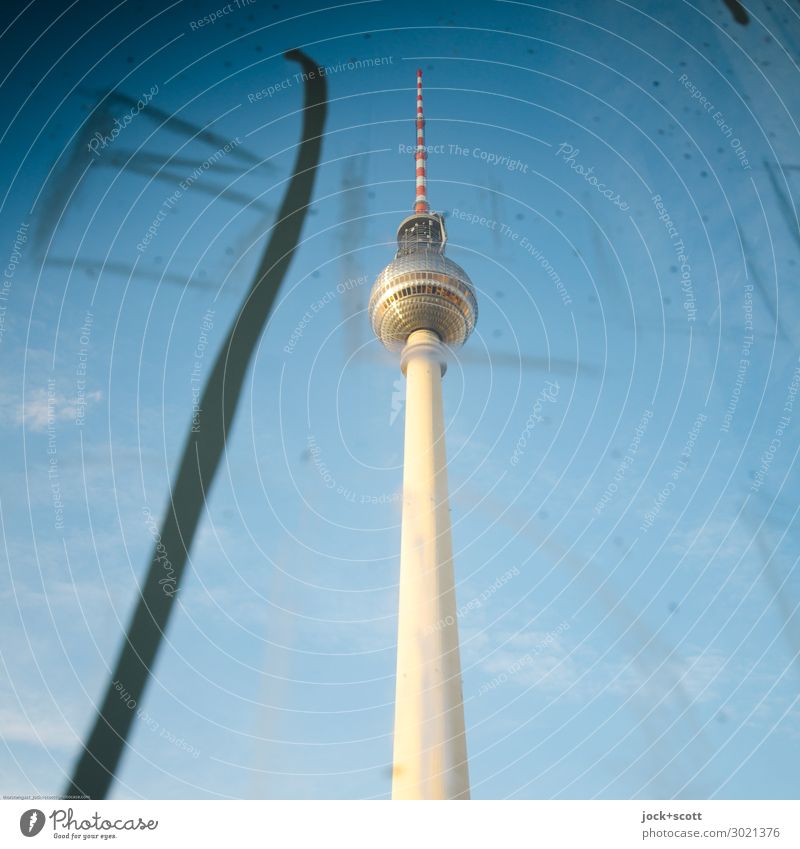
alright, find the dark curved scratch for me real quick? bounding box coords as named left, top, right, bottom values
left=723, top=0, right=750, bottom=26
left=65, top=49, right=327, bottom=800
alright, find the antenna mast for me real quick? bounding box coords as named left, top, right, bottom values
left=414, top=69, right=429, bottom=213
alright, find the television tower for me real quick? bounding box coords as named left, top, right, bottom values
left=368, top=70, right=478, bottom=800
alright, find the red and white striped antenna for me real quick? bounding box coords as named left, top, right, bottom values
left=414, top=69, right=429, bottom=214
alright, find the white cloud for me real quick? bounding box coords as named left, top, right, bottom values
left=0, top=707, right=78, bottom=749
left=15, top=386, right=103, bottom=432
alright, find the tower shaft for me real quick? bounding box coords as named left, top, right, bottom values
left=392, top=329, right=470, bottom=800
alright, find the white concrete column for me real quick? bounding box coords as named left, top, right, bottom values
left=391, top=329, right=470, bottom=800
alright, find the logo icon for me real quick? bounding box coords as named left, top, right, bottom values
left=390, top=378, right=405, bottom=426
left=20, top=809, right=45, bottom=837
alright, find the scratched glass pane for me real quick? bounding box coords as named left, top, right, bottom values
left=0, top=0, right=798, bottom=802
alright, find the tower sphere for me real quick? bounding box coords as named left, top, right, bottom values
left=368, top=213, right=478, bottom=352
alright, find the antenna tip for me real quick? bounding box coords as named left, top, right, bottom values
left=417, top=68, right=422, bottom=76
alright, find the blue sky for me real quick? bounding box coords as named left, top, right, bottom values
left=1, top=0, right=799, bottom=799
